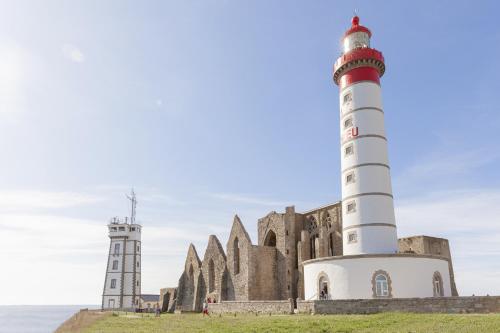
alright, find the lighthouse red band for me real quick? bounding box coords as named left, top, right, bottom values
left=333, top=16, right=385, bottom=89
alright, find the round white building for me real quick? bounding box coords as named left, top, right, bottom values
left=302, top=16, right=452, bottom=300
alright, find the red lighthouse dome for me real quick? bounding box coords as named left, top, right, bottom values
left=333, top=16, right=385, bottom=88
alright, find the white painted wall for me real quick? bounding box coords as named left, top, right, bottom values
left=303, top=256, right=451, bottom=300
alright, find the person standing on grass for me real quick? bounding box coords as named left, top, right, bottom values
left=203, top=299, right=210, bottom=316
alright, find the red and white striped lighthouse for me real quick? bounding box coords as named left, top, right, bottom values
left=333, top=16, right=398, bottom=255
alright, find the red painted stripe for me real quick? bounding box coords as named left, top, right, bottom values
left=339, top=67, right=380, bottom=89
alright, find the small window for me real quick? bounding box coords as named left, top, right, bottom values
left=110, top=227, right=117, bottom=231
left=137, top=280, right=140, bottom=287
left=345, top=172, right=355, bottom=184
left=137, top=261, right=140, bottom=268
left=344, top=144, right=354, bottom=157
left=343, top=92, right=352, bottom=104
left=114, top=243, right=120, bottom=254
left=112, top=260, right=118, bottom=270
left=130, top=227, right=135, bottom=231
left=110, top=279, right=116, bottom=289
left=375, top=274, right=389, bottom=296
left=136, top=299, right=139, bottom=305
left=346, top=200, right=356, bottom=214
left=347, top=231, right=357, bottom=243
left=344, top=117, right=353, bottom=128
left=286, top=249, right=289, bottom=254
left=285, top=230, right=289, bottom=236
left=118, top=227, right=125, bottom=231
left=137, top=245, right=140, bottom=252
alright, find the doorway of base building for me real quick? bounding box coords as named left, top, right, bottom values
left=108, top=299, right=115, bottom=308
left=319, top=276, right=329, bottom=300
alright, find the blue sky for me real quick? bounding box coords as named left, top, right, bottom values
left=0, top=0, right=499, bottom=305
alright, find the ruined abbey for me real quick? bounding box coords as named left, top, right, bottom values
left=170, top=202, right=458, bottom=312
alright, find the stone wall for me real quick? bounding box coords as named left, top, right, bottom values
left=159, top=287, right=177, bottom=313
left=208, top=300, right=294, bottom=315
left=248, top=245, right=277, bottom=300
left=297, top=296, right=500, bottom=314
left=398, top=236, right=458, bottom=296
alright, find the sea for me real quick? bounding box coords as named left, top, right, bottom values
left=0, top=305, right=99, bottom=333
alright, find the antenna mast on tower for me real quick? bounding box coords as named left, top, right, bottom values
left=126, top=189, right=138, bottom=224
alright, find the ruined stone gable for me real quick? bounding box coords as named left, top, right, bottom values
left=175, top=244, right=203, bottom=312
left=201, top=235, right=227, bottom=302
left=225, top=215, right=252, bottom=301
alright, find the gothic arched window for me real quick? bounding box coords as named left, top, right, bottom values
left=264, top=230, right=277, bottom=247
left=208, top=259, right=215, bottom=292
left=233, top=237, right=240, bottom=274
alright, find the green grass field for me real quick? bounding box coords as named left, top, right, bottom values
left=82, top=312, right=500, bottom=333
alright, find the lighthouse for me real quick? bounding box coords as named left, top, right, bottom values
left=333, top=16, right=398, bottom=255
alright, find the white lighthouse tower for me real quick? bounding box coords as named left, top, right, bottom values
left=334, top=15, right=398, bottom=255
left=102, top=190, right=142, bottom=310
left=302, top=16, right=453, bottom=300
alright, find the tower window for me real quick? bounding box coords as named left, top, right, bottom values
left=344, top=117, right=353, bottom=128
left=347, top=231, right=357, bottom=244
left=345, top=171, right=355, bottom=184
left=130, top=227, right=135, bottom=231
left=137, top=280, right=140, bottom=287
left=137, top=261, right=140, bottom=268
left=137, top=245, right=140, bottom=252
left=110, top=279, right=116, bottom=289
left=344, top=144, right=354, bottom=157
left=118, top=227, right=125, bottom=231
left=346, top=200, right=356, bottom=214
left=343, top=92, right=352, bottom=104
left=112, top=260, right=118, bottom=270
left=114, top=243, right=120, bottom=255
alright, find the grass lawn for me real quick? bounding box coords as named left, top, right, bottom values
left=82, top=312, right=500, bottom=333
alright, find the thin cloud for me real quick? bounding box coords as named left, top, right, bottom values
left=395, top=189, right=500, bottom=296
left=62, top=44, right=85, bottom=63
left=208, top=192, right=292, bottom=207
left=0, top=190, right=104, bottom=210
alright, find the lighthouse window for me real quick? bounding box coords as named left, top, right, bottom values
left=110, top=279, right=117, bottom=289
left=343, top=92, right=352, bottom=104
left=344, top=144, right=354, bottom=157
left=112, top=260, right=118, bottom=270
left=371, top=270, right=392, bottom=298
left=347, top=231, right=357, bottom=243
left=118, top=226, right=125, bottom=231
left=345, top=172, right=355, bottom=184
left=346, top=200, right=356, bottom=214
left=137, top=261, right=140, bottom=268
left=114, top=243, right=120, bottom=254
left=344, top=117, right=353, bottom=128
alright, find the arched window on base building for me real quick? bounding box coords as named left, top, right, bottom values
left=433, top=271, right=444, bottom=297
left=371, top=270, right=392, bottom=298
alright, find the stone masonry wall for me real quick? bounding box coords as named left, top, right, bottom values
left=248, top=245, right=278, bottom=300
left=297, top=296, right=500, bottom=314
left=208, top=300, right=294, bottom=315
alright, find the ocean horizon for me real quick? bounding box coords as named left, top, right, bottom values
left=0, top=305, right=99, bottom=333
